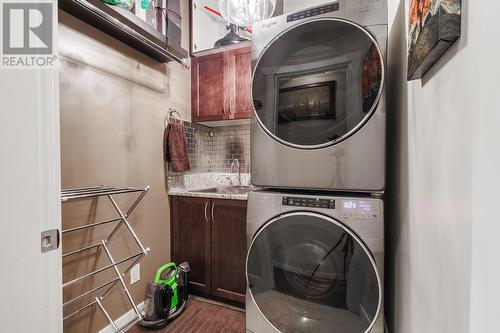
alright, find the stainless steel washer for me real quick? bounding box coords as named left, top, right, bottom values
left=251, top=0, right=387, bottom=192
left=246, top=190, right=384, bottom=333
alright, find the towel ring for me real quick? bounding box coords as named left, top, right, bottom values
left=164, top=108, right=182, bottom=127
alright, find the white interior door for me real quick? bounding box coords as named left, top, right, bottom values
left=0, top=0, right=62, bottom=331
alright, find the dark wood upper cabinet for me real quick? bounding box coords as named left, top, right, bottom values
left=211, top=199, right=248, bottom=304
left=171, top=196, right=211, bottom=295
left=192, top=46, right=253, bottom=123
left=191, top=52, right=227, bottom=122
left=229, top=47, right=254, bottom=120
left=170, top=196, right=247, bottom=305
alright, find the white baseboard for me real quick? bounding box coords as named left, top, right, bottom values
left=98, top=302, right=145, bottom=333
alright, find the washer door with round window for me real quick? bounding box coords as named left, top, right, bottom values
left=247, top=212, right=381, bottom=333
left=252, top=19, right=384, bottom=149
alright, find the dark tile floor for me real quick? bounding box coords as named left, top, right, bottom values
left=129, top=298, right=245, bottom=333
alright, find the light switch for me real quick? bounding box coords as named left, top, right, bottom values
left=130, top=263, right=140, bottom=285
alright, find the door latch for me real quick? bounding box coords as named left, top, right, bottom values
left=41, top=229, right=60, bottom=253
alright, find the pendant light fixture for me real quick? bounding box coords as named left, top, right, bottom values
left=219, top=0, right=276, bottom=28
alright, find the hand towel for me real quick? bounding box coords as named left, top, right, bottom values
left=164, top=122, right=191, bottom=172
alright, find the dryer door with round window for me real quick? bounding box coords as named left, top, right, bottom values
left=252, top=19, right=384, bottom=149
left=247, top=212, right=381, bottom=333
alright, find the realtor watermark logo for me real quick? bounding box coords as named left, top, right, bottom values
left=1, top=0, right=56, bottom=68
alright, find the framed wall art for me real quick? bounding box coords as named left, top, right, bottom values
left=408, top=0, right=462, bottom=80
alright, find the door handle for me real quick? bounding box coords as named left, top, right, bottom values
left=204, top=201, right=209, bottom=223
left=41, top=229, right=60, bottom=253
left=222, top=98, right=227, bottom=115
left=211, top=202, right=215, bottom=223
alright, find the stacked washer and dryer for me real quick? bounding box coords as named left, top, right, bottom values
left=245, top=1, right=387, bottom=333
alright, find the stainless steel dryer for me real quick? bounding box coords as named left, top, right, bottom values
left=251, top=0, right=387, bottom=192
left=246, top=190, right=384, bottom=333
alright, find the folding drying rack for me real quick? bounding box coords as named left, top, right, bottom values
left=61, top=185, right=150, bottom=332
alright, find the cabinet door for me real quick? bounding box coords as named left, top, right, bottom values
left=229, top=46, right=253, bottom=119
left=191, top=52, right=229, bottom=122
left=210, top=199, right=248, bottom=303
left=171, top=196, right=212, bottom=295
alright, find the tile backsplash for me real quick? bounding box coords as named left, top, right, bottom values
left=184, top=121, right=211, bottom=173
left=170, top=121, right=250, bottom=175
left=211, top=125, right=250, bottom=173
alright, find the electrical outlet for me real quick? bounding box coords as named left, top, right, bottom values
left=130, top=263, right=140, bottom=285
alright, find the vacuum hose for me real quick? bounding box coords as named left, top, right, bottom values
left=169, top=262, right=190, bottom=321
left=155, top=285, right=172, bottom=320
left=166, top=294, right=187, bottom=321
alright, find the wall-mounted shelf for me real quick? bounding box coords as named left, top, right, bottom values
left=61, top=185, right=150, bottom=332
left=60, top=0, right=188, bottom=66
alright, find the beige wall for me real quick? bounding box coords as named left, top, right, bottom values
left=59, top=5, right=190, bottom=332
left=386, top=0, right=472, bottom=332
left=387, top=1, right=500, bottom=333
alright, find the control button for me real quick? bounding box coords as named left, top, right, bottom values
left=282, top=197, right=336, bottom=209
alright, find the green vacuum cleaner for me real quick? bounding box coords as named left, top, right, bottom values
left=139, top=262, right=190, bottom=330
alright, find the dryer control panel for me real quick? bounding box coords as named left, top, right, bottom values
left=287, top=2, right=340, bottom=22
left=282, top=196, right=336, bottom=209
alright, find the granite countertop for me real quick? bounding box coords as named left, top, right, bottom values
left=169, top=189, right=250, bottom=201
left=168, top=173, right=253, bottom=201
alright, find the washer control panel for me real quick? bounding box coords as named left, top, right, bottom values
left=282, top=196, right=336, bottom=209
left=341, top=199, right=380, bottom=219
left=287, top=2, right=340, bottom=22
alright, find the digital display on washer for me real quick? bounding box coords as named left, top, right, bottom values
left=342, top=199, right=379, bottom=218
left=282, top=196, right=335, bottom=209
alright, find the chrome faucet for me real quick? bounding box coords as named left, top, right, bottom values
left=231, top=159, right=241, bottom=186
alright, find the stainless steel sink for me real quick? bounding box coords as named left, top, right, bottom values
left=190, top=185, right=254, bottom=195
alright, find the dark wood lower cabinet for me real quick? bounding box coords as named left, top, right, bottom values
left=211, top=199, right=247, bottom=303
left=170, top=196, right=247, bottom=305
left=171, top=196, right=211, bottom=295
